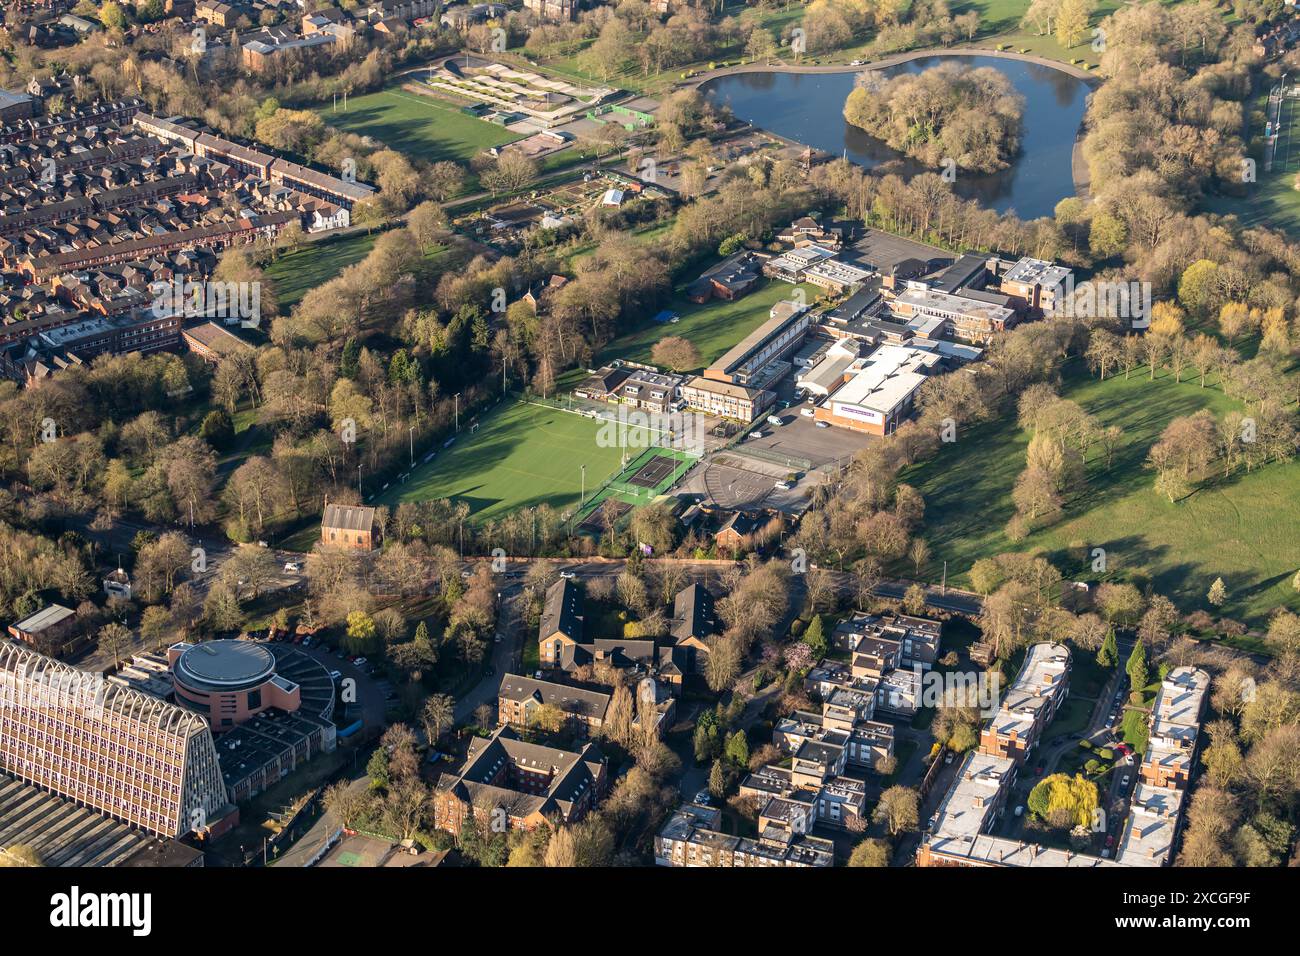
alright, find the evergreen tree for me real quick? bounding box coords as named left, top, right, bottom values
left=1097, top=627, right=1118, bottom=668
left=366, top=748, right=389, bottom=790
left=802, top=614, right=827, bottom=658
left=708, top=759, right=727, bottom=799
left=1126, top=640, right=1148, bottom=692
left=724, top=729, right=749, bottom=768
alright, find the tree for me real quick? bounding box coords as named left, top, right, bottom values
left=344, top=610, right=378, bottom=654
left=724, top=730, right=749, bottom=768
left=902, top=583, right=927, bottom=616
left=745, top=27, right=778, bottom=64
left=909, top=538, right=931, bottom=578
left=1207, top=577, right=1227, bottom=608
left=99, top=0, right=129, bottom=31
left=802, top=614, right=828, bottom=658
left=1055, top=0, right=1093, bottom=48
left=1097, top=627, right=1118, bottom=668
left=1026, top=772, right=1098, bottom=829
left=1126, top=640, right=1149, bottom=692
left=708, top=759, right=727, bottom=799
left=847, top=837, right=890, bottom=867
left=421, top=693, right=455, bottom=744
left=650, top=335, right=702, bottom=373
left=873, top=786, right=920, bottom=838
left=1265, top=610, right=1300, bottom=654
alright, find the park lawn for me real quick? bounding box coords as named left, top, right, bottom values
left=267, top=235, right=451, bottom=312
left=597, top=280, right=818, bottom=372
left=266, top=233, right=376, bottom=310
left=318, top=85, right=518, bottom=164
left=904, top=359, right=1300, bottom=627
left=376, top=399, right=648, bottom=522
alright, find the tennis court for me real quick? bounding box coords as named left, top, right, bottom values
left=626, top=453, right=680, bottom=488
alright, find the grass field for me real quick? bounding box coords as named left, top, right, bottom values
left=376, top=399, right=654, bottom=522
left=597, top=279, right=818, bottom=371
left=904, top=360, right=1300, bottom=627
left=1203, top=82, right=1300, bottom=236
left=266, top=233, right=377, bottom=310
left=266, top=233, right=451, bottom=312
left=318, top=86, right=519, bottom=164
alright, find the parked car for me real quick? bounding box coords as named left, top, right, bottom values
left=1014, top=805, right=1024, bottom=817
left=559, top=570, right=576, bottom=579
left=329, top=670, right=342, bottom=682
left=353, top=657, right=367, bottom=667
left=1120, top=775, right=1131, bottom=788
left=815, top=421, right=830, bottom=428
left=694, top=790, right=713, bottom=806
left=801, top=408, right=815, bottom=417
left=283, top=561, right=302, bottom=573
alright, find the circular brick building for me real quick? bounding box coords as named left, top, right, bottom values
left=171, top=640, right=299, bottom=731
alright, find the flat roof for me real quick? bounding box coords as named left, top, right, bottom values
left=175, top=639, right=275, bottom=690
left=827, top=344, right=938, bottom=412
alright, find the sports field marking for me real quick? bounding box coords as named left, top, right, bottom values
left=521, top=400, right=672, bottom=438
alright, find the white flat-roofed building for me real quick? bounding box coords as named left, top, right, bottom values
left=1115, top=783, right=1185, bottom=867
left=980, top=641, right=1071, bottom=762
left=803, top=258, right=873, bottom=292
left=928, top=750, right=1017, bottom=843
left=1143, top=666, right=1210, bottom=789
left=813, top=343, right=940, bottom=435
left=796, top=339, right=859, bottom=397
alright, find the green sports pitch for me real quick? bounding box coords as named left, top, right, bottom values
left=376, top=400, right=656, bottom=522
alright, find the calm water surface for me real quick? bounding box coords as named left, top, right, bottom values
left=701, top=54, right=1092, bottom=219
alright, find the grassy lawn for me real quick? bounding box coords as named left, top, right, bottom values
left=904, top=359, right=1300, bottom=627
left=318, top=85, right=519, bottom=165
left=375, top=399, right=652, bottom=522
left=266, top=233, right=377, bottom=310
left=596, top=280, right=818, bottom=371
left=1203, top=82, right=1300, bottom=235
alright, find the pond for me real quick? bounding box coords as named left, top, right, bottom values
left=700, top=54, right=1093, bottom=220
